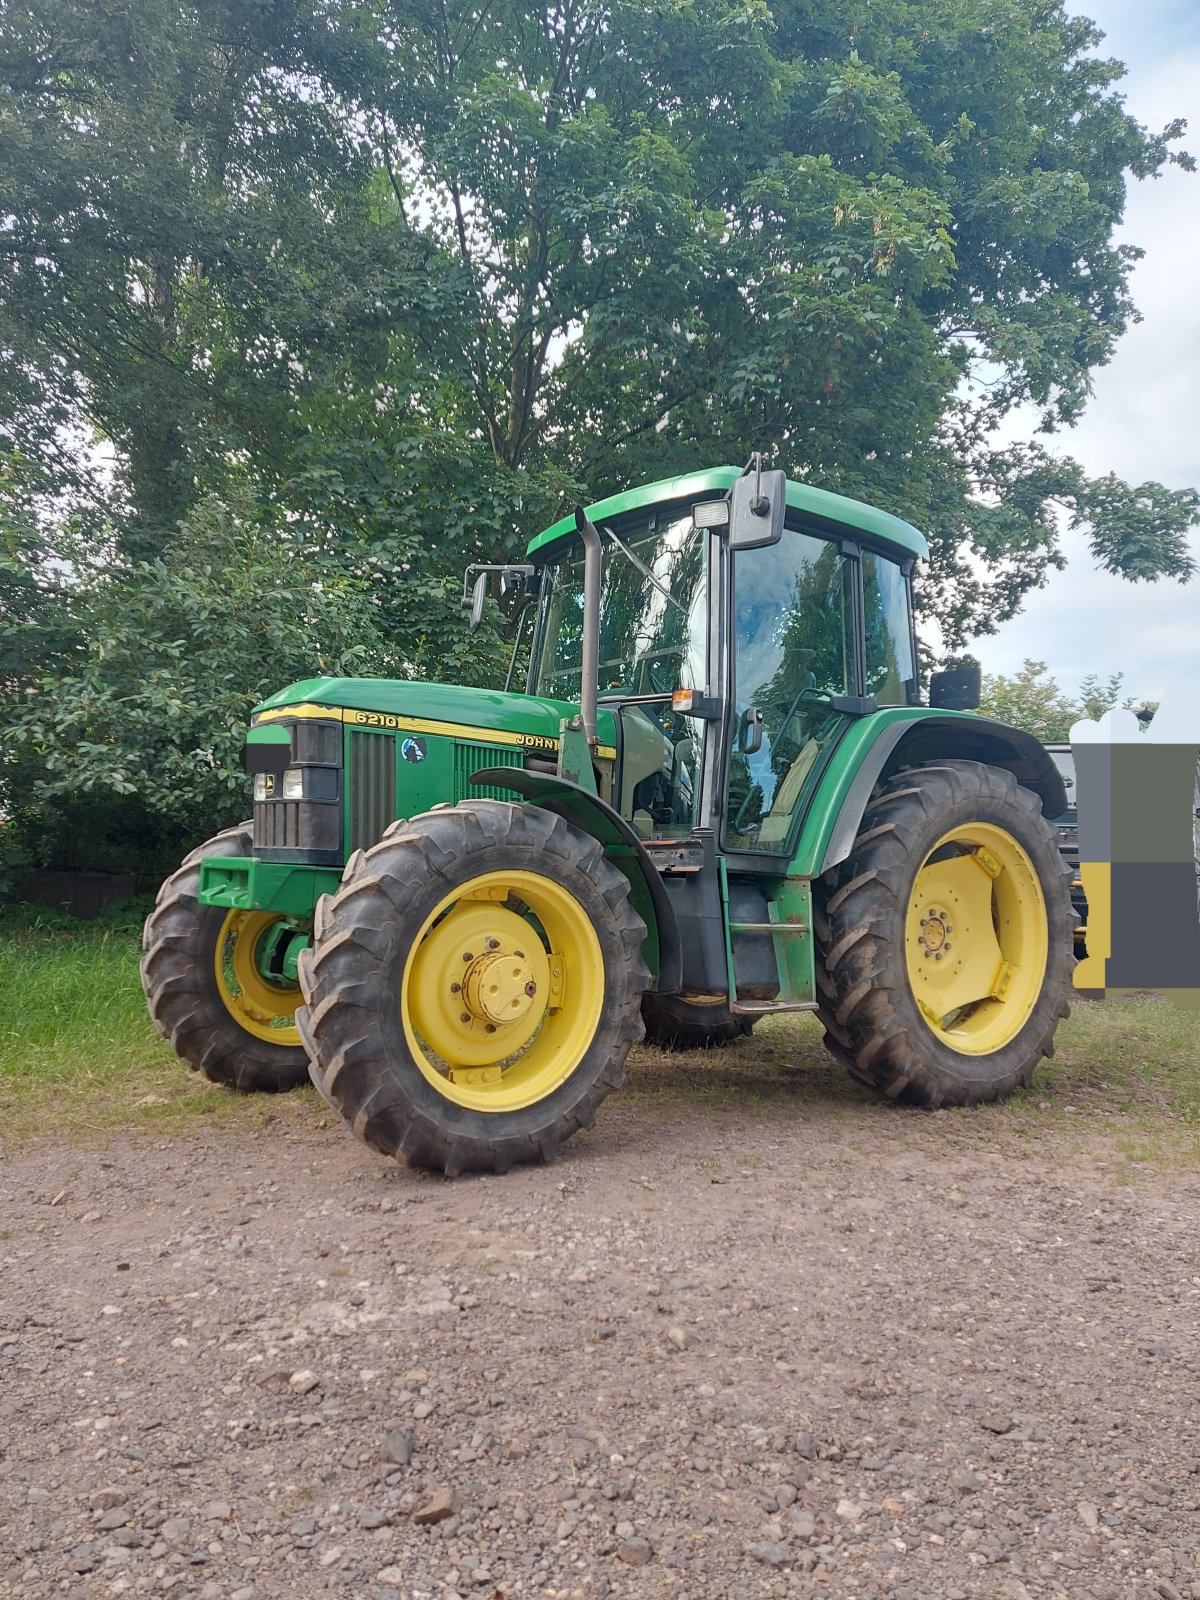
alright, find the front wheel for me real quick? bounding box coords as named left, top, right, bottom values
left=141, top=823, right=311, bottom=1092
left=297, top=801, right=649, bottom=1175
left=814, top=761, right=1074, bottom=1107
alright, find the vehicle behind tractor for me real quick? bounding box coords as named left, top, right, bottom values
left=142, top=462, right=1075, bottom=1174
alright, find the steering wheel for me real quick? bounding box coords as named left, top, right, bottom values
left=634, top=649, right=686, bottom=696
left=773, top=683, right=836, bottom=747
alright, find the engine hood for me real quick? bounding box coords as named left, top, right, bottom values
left=251, top=676, right=618, bottom=758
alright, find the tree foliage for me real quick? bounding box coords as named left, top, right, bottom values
left=979, top=657, right=1124, bottom=741
left=2, top=490, right=402, bottom=840
left=362, top=0, right=1197, bottom=643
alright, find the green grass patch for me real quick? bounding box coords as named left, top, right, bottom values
left=0, top=907, right=318, bottom=1144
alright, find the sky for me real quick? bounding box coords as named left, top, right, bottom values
left=973, top=0, right=1200, bottom=703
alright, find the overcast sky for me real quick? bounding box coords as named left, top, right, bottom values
left=973, top=0, right=1200, bottom=702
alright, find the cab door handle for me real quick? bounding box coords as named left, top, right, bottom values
left=739, top=707, right=764, bottom=755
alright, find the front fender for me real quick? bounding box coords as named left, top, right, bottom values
left=793, top=711, right=1069, bottom=879
left=470, top=768, right=683, bottom=992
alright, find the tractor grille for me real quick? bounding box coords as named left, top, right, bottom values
left=453, top=741, right=523, bottom=802
left=347, top=730, right=396, bottom=855
left=253, top=797, right=341, bottom=860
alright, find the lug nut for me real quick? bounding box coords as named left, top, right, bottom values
left=485, top=1023, right=496, bottom=1034
left=462, top=951, right=473, bottom=962
left=460, top=1012, right=470, bottom=1023
left=450, top=982, right=461, bottom=993
left=514, top=949, right=525, bottom=959
left=935, top=952, right=944, bottom=961
left=486, top=937, right=500, bottom=950
left=525, top=980, right=537, bottom=997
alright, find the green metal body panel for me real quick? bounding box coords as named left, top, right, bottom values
left=527, top=466, right=928, bottom=563
left=554, top=721, right=595, bottom=788
left=717, top=860, right=818, bottom=1010
left=199, top=857, right=343, bottom=916
left=783, top=705, right=1066, bottom=882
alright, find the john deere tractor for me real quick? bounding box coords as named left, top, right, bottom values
left=142, top=463, right=1073, bottom=1174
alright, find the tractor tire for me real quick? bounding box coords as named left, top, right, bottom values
left=141, top=822, right=310, bottom=1092
left=640, top=992, right=753, bottom=1050
left=813, top=761, right=1074, bottom=1108
left=296, top=800, right=649, bottom=1176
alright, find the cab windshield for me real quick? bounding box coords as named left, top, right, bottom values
left=530, top=510, right=707, bottom=701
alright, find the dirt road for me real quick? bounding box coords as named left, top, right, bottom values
left=3, top=1067, right=1199, bottom=1600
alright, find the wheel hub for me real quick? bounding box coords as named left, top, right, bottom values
left=214, top=909, right=303, bottom=1045
left=462, top=950, right=537, bottom=1025
left=917, top=907, right=952, bottom=957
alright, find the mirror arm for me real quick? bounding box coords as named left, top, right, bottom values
left=504, top=599, right=536, bottom=694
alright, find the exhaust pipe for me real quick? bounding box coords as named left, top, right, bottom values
left=574, top=507, right=601, bottom=747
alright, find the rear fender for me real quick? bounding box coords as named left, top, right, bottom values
left=470, top=768, right=683, bottom=992
left=809, top=715, right=1069, bottom=878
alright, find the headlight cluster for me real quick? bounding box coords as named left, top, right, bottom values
left=253, top=768, right=305, bottom=801
left=253, top=767, right=337, bottom=803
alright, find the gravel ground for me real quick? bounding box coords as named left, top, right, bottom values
left=2, top=1087, right=1199, bottom=1600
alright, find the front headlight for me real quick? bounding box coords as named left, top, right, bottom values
left=253, top=772, right=271, bottom=802
left=281, top=767, right=305, bottom=801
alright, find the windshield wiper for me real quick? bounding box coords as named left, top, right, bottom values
left=600, top=523, right=687, bottom=617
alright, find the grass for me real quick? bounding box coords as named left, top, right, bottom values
left=2, top=903, right=1197, bottom=1170
left=0, top=901, right=318, bottom=1144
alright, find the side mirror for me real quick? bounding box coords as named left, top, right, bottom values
left=728, top=467, right=786, bottom=551
left=467, top=572, right=487, bottom=633
left=930, top=664, right=982, bottom=711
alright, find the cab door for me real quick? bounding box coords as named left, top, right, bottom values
left=723, top=528, right=858, bottom=853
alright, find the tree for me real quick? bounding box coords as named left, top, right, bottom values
left=0, top=489, right=403, bottom=860
left=978, top=658, right=1126, bottom=741
left=357, top=0, right=1196, bottom=645
left=0, top=0, right=400, bottom=560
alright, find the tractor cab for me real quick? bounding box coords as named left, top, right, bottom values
left=517, top=465, right=925, bottom=858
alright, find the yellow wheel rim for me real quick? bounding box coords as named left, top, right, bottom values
left=904, top=821, right=1047, bottom=1056
left=213, top=910, right=303, bottom=1046
left=401, top=870, right=604, bottom=1113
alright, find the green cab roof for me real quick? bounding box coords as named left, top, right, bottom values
left=526, top=466, right=929, bottom=561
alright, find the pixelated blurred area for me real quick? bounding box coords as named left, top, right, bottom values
left=1070, top=690, right=1200, bottom=1007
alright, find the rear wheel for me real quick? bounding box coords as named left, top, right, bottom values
left=297, top=801, right=648, bottom=1175
left=814, top=761, right=1073, bottom=1107
left=141, top=823, right=310, bottom=1092
left=640, top=992, right=753, bottom=1050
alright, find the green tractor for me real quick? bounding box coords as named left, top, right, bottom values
left=142, top=463, right=1074, bottom=1174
